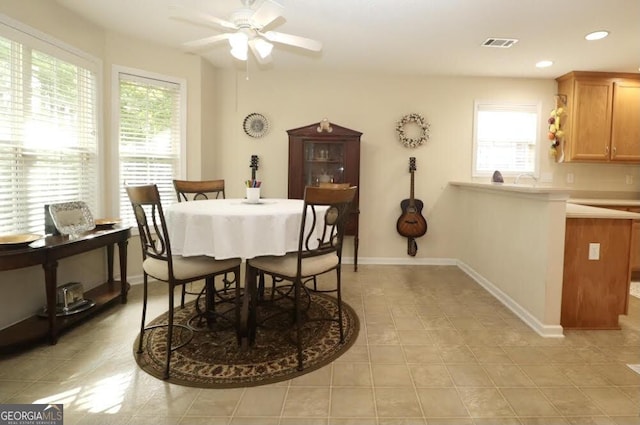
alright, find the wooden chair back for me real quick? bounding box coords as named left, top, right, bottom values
left=126, top=184, right=172, bottom=265
left=318, top=182, right=350, bottom=189
left=173, top=179, right=225, bottom=202
left=299, top=186, right=357, bottom=260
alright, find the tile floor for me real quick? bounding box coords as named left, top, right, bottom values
left=1, top=265, right=639, bottom=424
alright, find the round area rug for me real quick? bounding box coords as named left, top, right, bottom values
left=134, top=290, right=359, bottom=388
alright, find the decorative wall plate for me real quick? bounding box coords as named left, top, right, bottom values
left=243, top=113, right=269, bottom=138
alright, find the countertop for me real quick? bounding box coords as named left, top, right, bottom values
left=449, top=181, right=640, bottom=218
left=568, top=198, right=640, bottom=208
left=566, top=203, right=640, bottom=220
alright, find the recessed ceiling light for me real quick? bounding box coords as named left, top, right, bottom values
left=585, top=30, right=609, bottom=41
left=536, top=60, right=553, bottom=68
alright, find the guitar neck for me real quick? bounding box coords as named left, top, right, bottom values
left=409, top=170, right=415, bottom=206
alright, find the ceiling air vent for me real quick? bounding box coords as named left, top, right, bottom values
left=482, top=38, right=519, bottom=48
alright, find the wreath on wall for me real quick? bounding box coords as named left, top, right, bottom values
left=396, top=113, right=430, bottom=148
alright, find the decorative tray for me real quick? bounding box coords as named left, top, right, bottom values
left=48, top=201, right=95, bottom=235
left=94, top=218, right=122, bottom=228
left=0, top=233, right=42, bottom=250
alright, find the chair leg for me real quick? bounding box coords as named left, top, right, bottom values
left=137, top=274, right=149, bottom=354
left=180, top=285, right=187, bottom=309
left=294, top=278, right=304, bottom=371
left=164, top=285, right=175, bottom=380
left=336, top=267, right=344, bottom=343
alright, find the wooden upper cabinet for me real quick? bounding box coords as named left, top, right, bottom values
left=611, top=80, right=640, bottom=161
left=556, top=71, right=640, bottom=163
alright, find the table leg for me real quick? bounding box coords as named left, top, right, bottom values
left=42, top=260, right=59, bottom=345
left=239, top=262, right=258, bottom=349
left=118, top=239, right=128, bottom=303
left=353, top=235, right=359, bottom=272
left=107, top=244, right=114, bottom=282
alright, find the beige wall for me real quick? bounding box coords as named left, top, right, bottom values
left=0, top=0, right=638, bottom=329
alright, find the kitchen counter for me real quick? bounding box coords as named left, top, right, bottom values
left=449, top=181, right=570, bottom=198
left=569, top=198, right=640, bottom=208
left=566, top=203, right=640, bottom=219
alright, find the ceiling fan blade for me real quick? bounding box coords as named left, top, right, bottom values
left=248, top=38, right=273, bottom=65
left=250, top=0, right=284, bottom=29
left=263, top=30, right=322, bottom=52
left=169, top=5, right=238, bottom=31
left=182, top=33, right=232, bottom=50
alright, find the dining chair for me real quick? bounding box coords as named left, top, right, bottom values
left=173, top=179, right=225, bottom=202
left=318, top=182, right=350, bottom=189
left=247, top=185, right=357, bottom=371
left=257, top=182, right=351, bottom=298
left=126, top=184, right=241, bottom=380
left=172, top=179, right=227, bottom=308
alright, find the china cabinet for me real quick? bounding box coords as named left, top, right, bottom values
left=556, top=71, right=640, bottom=163
left=287, top=122, right=361, bottom=270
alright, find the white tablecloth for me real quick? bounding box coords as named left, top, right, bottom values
left=166, top=199, right=322, bottom=260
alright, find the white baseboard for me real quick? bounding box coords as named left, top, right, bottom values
left=126, top=258, right=564, bottom=337
left=343, top=257, right=457, bottom=266
left=456, top=260, right=564, bottom=338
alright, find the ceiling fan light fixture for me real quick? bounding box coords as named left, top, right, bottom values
left=253, top=38, right=273, bottom=59
left=229, top=32, right=249, bottom=60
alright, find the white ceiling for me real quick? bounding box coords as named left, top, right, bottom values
left=55, top=0, right=640, bottom=79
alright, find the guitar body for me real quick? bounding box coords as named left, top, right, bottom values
left=397, top=198, right=427, bottom=238
left=396, top=157, right=427, bottom=256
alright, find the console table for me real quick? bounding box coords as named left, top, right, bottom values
left=0, top=227, right=130, bottom=352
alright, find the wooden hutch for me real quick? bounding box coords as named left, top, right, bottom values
left=287, top=122, right=361, bottom=270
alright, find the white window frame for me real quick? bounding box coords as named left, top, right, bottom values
left=110, top=65, right=187, bottom=229
left=472, top=100, right=541, bottom=178
left=0, top=14, right=103, bottom=234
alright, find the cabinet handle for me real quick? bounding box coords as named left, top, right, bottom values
left=612, top=146, right=617, bottom=157
left=605, top=145, right=609, bottom=155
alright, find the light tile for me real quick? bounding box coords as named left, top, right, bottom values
left=0, top=265, right=638, bottom=424
left=416, top=387, right=468, bottom=418
left=374, top=387, right=422, bottom=418
left=329, top=388, right=375, bottom=417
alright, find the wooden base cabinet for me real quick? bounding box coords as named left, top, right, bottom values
left=561, top=218, right=632, bottom=329
left=556, top=71, right=640, bottom=163
left=287, top=122, right=361, bottom=270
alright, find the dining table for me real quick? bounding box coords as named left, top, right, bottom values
left=165, top=198, right=327, bottom=346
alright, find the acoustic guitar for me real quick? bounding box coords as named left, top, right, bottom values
left=396, top=157, right=427, bottom=255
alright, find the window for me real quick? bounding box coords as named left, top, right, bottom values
left=472, top=101, right=540, bottom=177
left=0, top=18, right=99, bottom=235
left=114, top=68, right=185, bottom=227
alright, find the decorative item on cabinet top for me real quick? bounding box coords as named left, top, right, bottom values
left=549, top=94, right=567, bottom=163
left=396, top=113, right=430, bottom=148
left=243, top=113, right=269, bottom=138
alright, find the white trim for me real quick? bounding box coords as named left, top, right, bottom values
left=0, top=14, right=98, bottom=66
left=456, top=260, right=564, bottom=338
left=347, top=256, right=564, bottom=338
left=472, top=100, right=541, bottom=178
left=111, top=65, right=188, bottom=228
left=346, top=257, right=457, bottom=266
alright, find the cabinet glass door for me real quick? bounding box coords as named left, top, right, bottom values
left=303, top=141, right=345, bottom=186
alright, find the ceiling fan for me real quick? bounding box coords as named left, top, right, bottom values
left=171, top=0, right=322, bottom=64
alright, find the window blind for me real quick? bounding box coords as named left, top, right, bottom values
left=473, top=102, right=539, bottom=176
left=0, top=27, right=98, bottom=235
left=117, top=72, right=182, bottom=227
